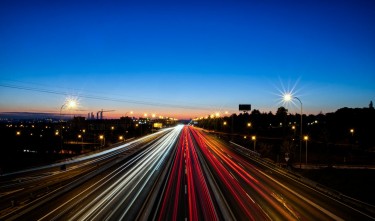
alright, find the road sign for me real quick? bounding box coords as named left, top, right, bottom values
left=285, top=153, right=290, bottom=162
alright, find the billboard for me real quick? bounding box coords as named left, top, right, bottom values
left=239, top=104, right=251, bottom=111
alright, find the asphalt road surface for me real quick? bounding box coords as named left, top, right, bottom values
left=1, top=125, right=374, bottom=220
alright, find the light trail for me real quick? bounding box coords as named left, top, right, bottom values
left=69, top=126, right=183, bottom=220
left=157, top=126, right=218, bottom=221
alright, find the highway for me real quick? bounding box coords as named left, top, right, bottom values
left=0, top=126, right=183, bottom=220
left=188, top=126, right=375, bottom=220
left=0, top=125, right=374, bottom=220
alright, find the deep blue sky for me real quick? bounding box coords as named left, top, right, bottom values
left=1, top=0, right=374, bottom=118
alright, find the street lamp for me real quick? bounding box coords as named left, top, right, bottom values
left=304, top=135, right=309, bottom=164
left=59, top=98, right=77, bottom=152
left=124, top=111, right=133, bottom=117
left=99, top=135, right=105, bottom=147
left=350, top=128, right=354, bottom=136
left=60, top=99, right=77, bottom=117
left=284, top=93, right=303, bottom=168
left=78, top=134, right=83, bottom=151
left=252, top=135, right=256, bottom=151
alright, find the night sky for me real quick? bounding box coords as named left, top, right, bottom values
left=1, top=0, right=374, bottom=119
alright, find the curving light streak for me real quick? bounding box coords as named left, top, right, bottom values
left=67, top=126, right=183, bottom=220
left=190, top=127, right=300, bottom=220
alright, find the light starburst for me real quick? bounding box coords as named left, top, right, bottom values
left=271, top=77, right=302, bottom=110
left=64, top=96, right=79, bottom=110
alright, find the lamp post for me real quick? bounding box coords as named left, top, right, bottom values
left=304, top=135, right=309, bottom=164
left=59, top=98, right=77, bottom=153
left=252, top=135, right=256, bottom=151
left=99, top=135, right=105, bottom=148
left=78, top=134, right=83, bottom=152
left=284, top=94, right=303, bottom=168
left=291, top=125, right=296, bottom=136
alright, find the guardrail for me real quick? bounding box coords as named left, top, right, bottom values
left=229, top=141, right=375, bottom=217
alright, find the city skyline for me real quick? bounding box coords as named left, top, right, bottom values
left=1, top=0, right=374, bottom=119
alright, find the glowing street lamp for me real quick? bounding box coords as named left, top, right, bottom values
left=124, top=111, right=133, bottom=116
left=60, top=98, right=77, bottom=118
left=350, top=128, right=354, bottom=136
left=304, top=135, right=309, bottom=164
left=251, top=135, right=256, bottom=151
left=284, top=93, right=303, bottom=168
left=99, top=134, right=105, bottom=147
left=60, top=98, right=78, bottom=152
left=223, top=121, right=227, bottom=126
left=78, top=134, right=83, bottom=150
left=291, top=125, right=296, bottom=136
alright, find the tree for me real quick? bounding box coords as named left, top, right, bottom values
left=370, top=101, right=374, bottom=109
left=276, top=106, right=288, bottom=127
